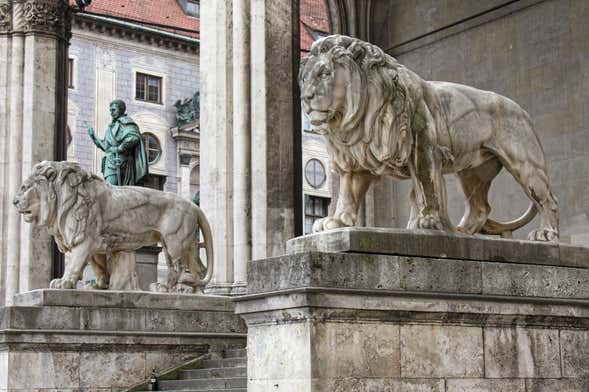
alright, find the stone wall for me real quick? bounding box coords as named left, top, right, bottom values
left=369, top=0, right=589, bottom=244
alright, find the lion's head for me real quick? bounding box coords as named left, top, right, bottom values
left=14, top=161, right=101, bottom=252
left=299, top=35, right=412, bottom=167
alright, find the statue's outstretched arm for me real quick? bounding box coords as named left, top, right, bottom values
left=85, top=123, right=107, bottom=151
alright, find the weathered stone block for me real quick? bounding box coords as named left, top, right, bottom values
left=446, top=379, right=525, bottom=392
left=311, top=322, right=400, bottom=378
left=312, top=378, right=445, bottom=392
left=80, top=352, right=145, bottom=388
left=561, top=330, right=589, bottom=377
left=285, top=228, right=587, bottom=266
left=400, top=257, right=481, bottom=293
left=482, top=263, right=589, bottom=298
left=8, top=351, right=80, bottom=389
left=525, top=378, right=589, bottom=392
left=247, top=252, right=401, bottom=294
left=484, top=327, right=561, bottom=378
left=247, top=322, right=311, bottom=381
left=400, top=325, right=484, bottom=377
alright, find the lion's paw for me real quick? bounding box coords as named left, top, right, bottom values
left=50, top=278, right=76, bottom=289
left=528, top=228, right=559, bottom=242
left=312, top=214, right=354, bottom=233
left=149, top=282, right=170, bottom=293
left=416, top=214, right=443, bottom=230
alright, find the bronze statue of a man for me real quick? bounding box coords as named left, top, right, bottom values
left=86, top=100, right=148, bottom=185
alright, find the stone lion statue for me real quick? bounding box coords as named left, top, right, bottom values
left=299, top=35, right=559, bottom=241
left=13, top=161, right=214, bottom=291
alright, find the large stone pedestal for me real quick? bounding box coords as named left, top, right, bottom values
left=0, top=290, right=246, bottom=391
left=236, top=228, right=589, bottom=391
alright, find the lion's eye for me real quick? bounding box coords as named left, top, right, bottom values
left=319, top=71, right=330, bottom=79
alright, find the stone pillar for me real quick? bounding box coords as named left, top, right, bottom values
left=0, top=0, right=71, bottom=305
left=200, top=0, right=235, bottom=295
left=232, top=0, right=251, bottom=287
left=200, top=0, right=299, bottom=295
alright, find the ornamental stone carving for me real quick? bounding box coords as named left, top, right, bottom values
left=0, top=0, right=71, bottom=38
left=0, top=2, right=11, bottom=33
left=23, top=0, right=60, bottom=32
left=299, top=35, right=559, bottom=241
left=13, top=161, right=214, bottom=293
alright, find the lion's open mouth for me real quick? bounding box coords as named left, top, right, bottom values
left=22, top=211, right=34, bottom=222
left=308, top=110, right=331, bottom=125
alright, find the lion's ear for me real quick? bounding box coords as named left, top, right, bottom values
left=340, top=59, right=367, bottom=132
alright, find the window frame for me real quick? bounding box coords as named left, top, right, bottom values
left=142, top=132, right=162, bottom=165
left=305, top=158, right=327, bottom=189
left=133, top=68, right=166, bottom=106
left=304, top=195, right=330, bottom=234
left=67, top=56, right=77, bottom=90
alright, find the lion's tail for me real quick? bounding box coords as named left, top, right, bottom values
left=193, top=207, right=214, bottom=286
left=481, top=203, right=537, bottom=236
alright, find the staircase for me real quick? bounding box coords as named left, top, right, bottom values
left=137, top=348, right=247, bottom=392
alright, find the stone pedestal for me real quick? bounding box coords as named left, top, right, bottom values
left=236, top=228, right=589, bottom=391
left=0, top=289, right=246, bottom=390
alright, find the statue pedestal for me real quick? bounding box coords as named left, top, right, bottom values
left=236, top=228, right=589, bottom=391
left=0, top=289, right=246, bottom=390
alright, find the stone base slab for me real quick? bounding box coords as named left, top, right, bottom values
left=286, top=227, right=589, bottom=267
left=237, top=231, right=589, bottom=391
left=0, top=290, right=246, bottom=391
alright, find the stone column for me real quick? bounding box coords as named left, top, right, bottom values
left=200, top=0, right=299, bottom=294
left=232, top=0, right=251, bottom=288
left=250, top=0, right=299, bottom=259
left=0, top=0, right=71, bottom=305
left=200, top=0, right=235, bottom=294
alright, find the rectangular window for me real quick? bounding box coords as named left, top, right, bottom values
left=186, top=1, right=199, bottom=17
left=142, top=174, right=166, bottom=190
left=67, top=58, right=74, bottom=89
left=135, top=72, right=162, bottom=104
left=304, top=195, right=330, bottom=234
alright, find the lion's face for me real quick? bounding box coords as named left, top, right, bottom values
left=300, top=55, right=348, bottom=133
left=13, top=176, right=42, bottom=224
left=300, top=51, right=366, bottom=137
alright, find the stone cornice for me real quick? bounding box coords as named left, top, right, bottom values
left=73, top=12, right=199, bottom=54
left=0, top=0, right=71, bottom=40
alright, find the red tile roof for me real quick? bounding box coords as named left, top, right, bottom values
left=71, top=0, right=199, bottom=38
left=300, top=0, right=330, bottom=53
left=71, top=0, right=330, bottom=48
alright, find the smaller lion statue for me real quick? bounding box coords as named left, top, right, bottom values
left=299, top=35, right=559, bottom=241
left=13, top=161, right=213, bottom=292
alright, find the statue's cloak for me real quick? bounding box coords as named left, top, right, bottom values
left=102, top=115, right=148, bottom=185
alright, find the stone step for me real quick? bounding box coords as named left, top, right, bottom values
left=180, top=366, right=246, bottom=379
left=158, top=377, right=247, bottom=390
left=201, top=357, right=246, bottom=368
left=222, top=348, right=246, bottom=358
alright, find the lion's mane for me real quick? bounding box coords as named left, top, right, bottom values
left=32, top=161, right=102, bottom=252
left=303, top=35, right=414, bottom=175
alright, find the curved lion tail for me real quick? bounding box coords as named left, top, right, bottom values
left=481, top=203, right=537, bottom=236
left=193, top=207, right=214, bottom=286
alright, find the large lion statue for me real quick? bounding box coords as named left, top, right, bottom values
left=13, top=161, right=213, bottom=291
left=299, top=35, right=559, bottom=241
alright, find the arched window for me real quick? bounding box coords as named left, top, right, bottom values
left=305, top=158, right=326, bottom=188
left=142, top=132, right=162, bottom=165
